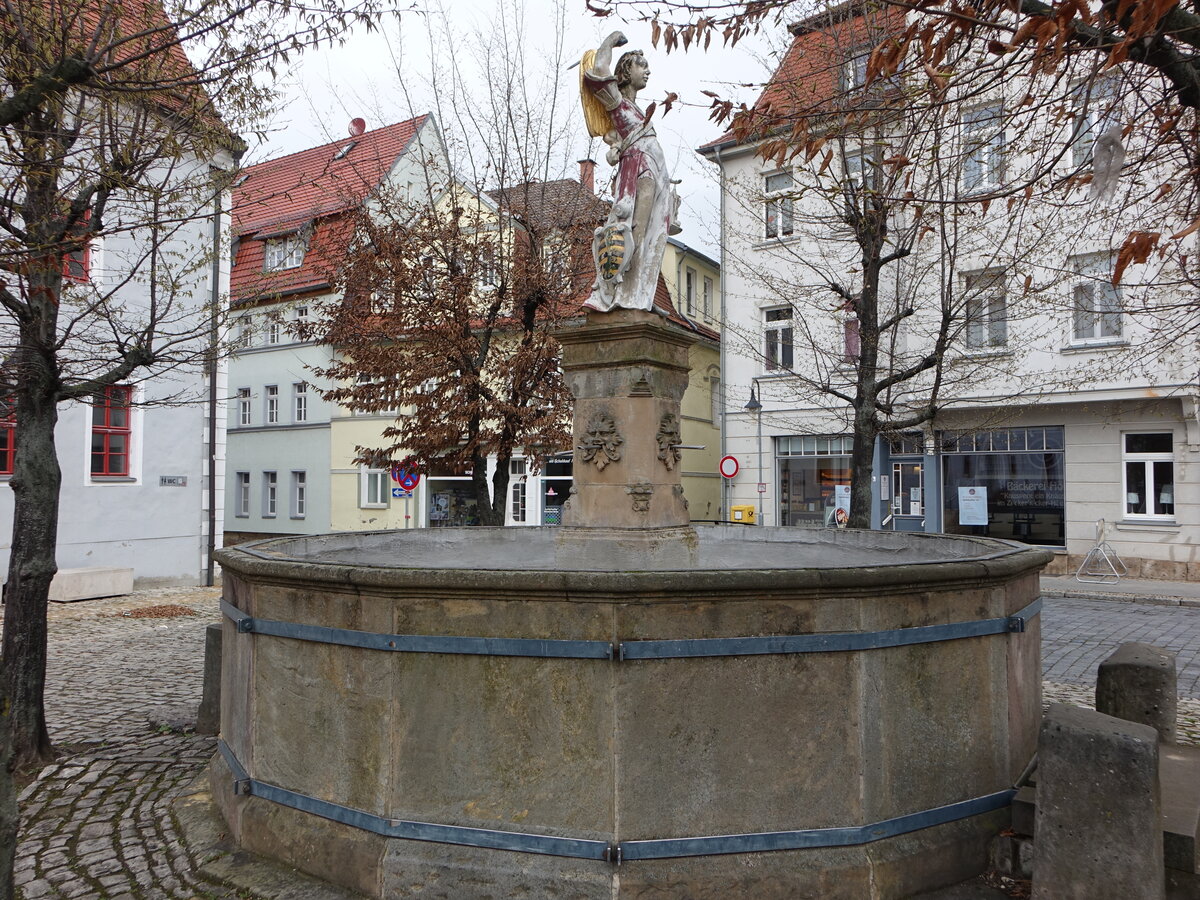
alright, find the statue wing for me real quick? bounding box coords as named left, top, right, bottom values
left=579, top=50, right=613, bottom=138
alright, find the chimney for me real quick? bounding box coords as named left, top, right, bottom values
left=578, top=158, right=596, bottom=194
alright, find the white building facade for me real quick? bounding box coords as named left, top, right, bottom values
left=703, top=6, right=1199, bottom=578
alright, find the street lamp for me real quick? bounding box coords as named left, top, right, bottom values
left=744, top=383, right=764, bottom=525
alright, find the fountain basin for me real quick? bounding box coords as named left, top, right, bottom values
left=212, top=525, right=1049, bottom=898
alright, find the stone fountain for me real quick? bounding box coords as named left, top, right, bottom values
left=208, top=32, right=1051, bottom=898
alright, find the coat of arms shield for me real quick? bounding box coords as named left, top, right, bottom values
left=593, top=222, right=633, bottom=285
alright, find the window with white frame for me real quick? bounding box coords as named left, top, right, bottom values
left=1070, top=252, right=1122, bottom=342
left=841, top=47, right=870, bottom=91
left=236, top=472, right=250, bottom=517
left=962, top=104, right=1005, bottom=192
left=477, top=245, right=498, bottom=289
left=510, top=458, right=527, bottom=523
left=263, top=471, right=277, bottom=517
left=267, top=320, right=281, bottom=344
left=764, top=306, right=794, bottom=370
left=236, top=316, right=253, bottom=348
left=685, top=267, right=697, bottom=315
left=964, top=271, right=1007, bottom=348
left=293, top=382, right=308, bottom=422
left=294, top=304, right=309, bottom=322
left=265, top=385, right=279, bottom=424
left=703, top=276, right=714, bottom=319
left=844, top=147, right=879, bottom=194
left=291, top=471, right=307, bottom=518
left=1072, top=78, right=1121, bottom=168
left=264, top=234, right=304, bottom=271
left=1123, top=433, right=1175, bottom=520
left=360, top=465, right=389, bottom=508
left=236, top=387, right=251, bottom=426
left=764, top=171, right=794, bottom=239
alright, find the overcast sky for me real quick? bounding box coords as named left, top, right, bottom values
left=245, top=1, right=784, bottom=256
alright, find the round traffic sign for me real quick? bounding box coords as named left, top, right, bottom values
left=719, top=455, right=739, bottom=479
left=398, top=471, right=420, bottom=491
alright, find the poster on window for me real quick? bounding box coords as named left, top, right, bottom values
left=958, top=486, right=989, bottom=525
left=834, top=484, right=851, bottom=528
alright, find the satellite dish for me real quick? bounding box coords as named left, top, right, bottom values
left=348, top=118, right=366, bottom=137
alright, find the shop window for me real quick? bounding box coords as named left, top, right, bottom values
left=1071, top=252, right=1121, bottom=342
left=360, top=466, right=389, bottom=509
left=962, top=103, right=1005, bottom=192
left=291, top=471, right=307, bottom=518
left=941, top=426, right=1065, bottom=546
left=265, top=385, right=279, bottom=424
left=764, top=171, right=794, bottom=239
left=264, top=234, right=304, bottom=271
left=764, top=306, right=794, bottom=370
left=236, top=387, right=251, bottom=426
left=91, top=385, right=132, bottom=476
left=235, top=472, right=250, bottom=517
left=777, top=435, right=854, bottom=527
left=964, top=271, right=1007, bottom=348
left=1123, top=433, right=1174, bottom=519
left=293, top=382, right=308, bottom=423
left=263, top=471, right=277, bottom=517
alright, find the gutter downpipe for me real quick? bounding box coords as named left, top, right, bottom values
left=713, top=144, right=729, bottom=522
left=205, top=175, right=222, bottom=587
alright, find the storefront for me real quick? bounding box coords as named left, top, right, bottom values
left=939, top=426, right=1066, bottom=546
left=777, top=435, right=853, bottom=527
left=426, top=460, right=481, bottom=527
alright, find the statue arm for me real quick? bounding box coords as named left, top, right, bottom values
left=591, top=30, right=627, bottom=79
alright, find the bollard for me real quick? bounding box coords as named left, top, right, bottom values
left=1032, top=703, right=1164, bottom=899
left=1096, top=641, right=1177, bottom=743
left=196, top=622, right=222, bottom=735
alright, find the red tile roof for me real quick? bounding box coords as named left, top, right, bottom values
left=699, top=3, right=905, bottom=152
left=231, top=116, right=428, bottom=302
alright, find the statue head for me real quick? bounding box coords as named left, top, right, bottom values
left=615, top=50, right=649, bottom=92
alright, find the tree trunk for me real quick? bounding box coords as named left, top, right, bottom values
left=490, top=454, right=512, bottom=527
left=1, top=384, right=60, bottom=768
left=0, top=702, right=14, bottom=900
left=471, top=452, right=500, bottom=526
left=848, top=409, right=878, bottom=530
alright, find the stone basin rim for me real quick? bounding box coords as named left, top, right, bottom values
left=215, top=526, right=1054, bottom=595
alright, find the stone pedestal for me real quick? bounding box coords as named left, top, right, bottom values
left=556, top=309, right=696, bottom=531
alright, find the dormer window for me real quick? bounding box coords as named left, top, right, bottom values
left=264, top=234, right=305, bottom=271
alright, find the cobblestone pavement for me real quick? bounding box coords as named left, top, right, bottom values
left=8, top=588, right=1200, bottom=898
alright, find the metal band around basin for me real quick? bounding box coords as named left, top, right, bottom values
left=220, top=599, right=615, bottom=659
left=217, top=740, right=613, bottom=861
left=217, top=740, right=1014, bottom=863
left=220, top=597, right=1040, bottom=662
left=619, top=597, right=1043, bottom=660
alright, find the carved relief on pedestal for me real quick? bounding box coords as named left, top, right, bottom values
left=673, top=483, right=689, bottom=511
left=626, top=481, right=653, bottom=512
left=579, top=414, right=624, bottom=470
left=629, top=368, right=652, bottom=397
left=656, top=413, right=682, bottom=471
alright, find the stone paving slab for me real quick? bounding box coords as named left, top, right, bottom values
left=9, top=585, right=1200, bottom=899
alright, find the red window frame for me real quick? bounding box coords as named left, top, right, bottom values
left=0, top=399, right=14, bottom=476
left=91, top=385, right=132, bottom=476
left=62, top=211, right=92, bottom=283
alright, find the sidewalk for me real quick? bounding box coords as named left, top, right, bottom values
left=1040, top=573, right=1200, bottom=606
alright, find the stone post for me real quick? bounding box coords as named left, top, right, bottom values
left=196, top=622, right=222, bottom=735
left=557, top=308, right=696, bottom=532
left=1032, top=703, right=1164, bottom=900
left=1096, top=641, right=1178, bottom=743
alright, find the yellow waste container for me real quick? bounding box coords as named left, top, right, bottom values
left=730, top=505, right=757, bottom=525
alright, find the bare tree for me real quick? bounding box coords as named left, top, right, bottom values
left=0, top=1, right=385, bottom=894
left=303, top=0, right=596, bottom=526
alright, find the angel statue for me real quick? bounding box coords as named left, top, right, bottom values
left=579, top=30, right=682, bottom=313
